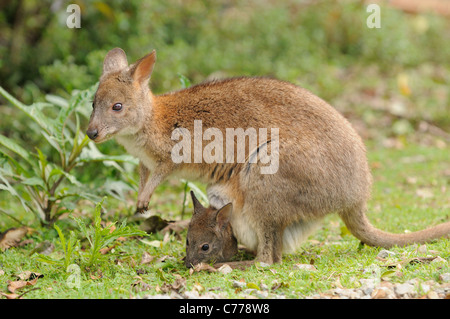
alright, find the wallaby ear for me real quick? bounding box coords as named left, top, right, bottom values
left=103, top=48, right=128, bottom=75
left=215, top=203, right=233, bottom=230
left=190, top=191, right=205, bottom=214
left=130, top=50, right=156, bottom=86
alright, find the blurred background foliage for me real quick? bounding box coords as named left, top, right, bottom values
left=1, top=1, right=449, bottom=112
left=0, top=0, right=449, bottom=225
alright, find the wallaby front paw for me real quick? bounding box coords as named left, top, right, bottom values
left=136, top=201, right=149, bottom=213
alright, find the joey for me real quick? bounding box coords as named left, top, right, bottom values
left=185, top=192, right=238, bottom=268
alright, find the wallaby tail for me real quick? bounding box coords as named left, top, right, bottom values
left=339, top=204, right=450, bottom=248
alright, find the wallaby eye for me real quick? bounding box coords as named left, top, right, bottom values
left=186, top=238, right=189, bottom=246
left=201, top=244, right=209, bottom=251
left=112, top=103, right=123, bottom=111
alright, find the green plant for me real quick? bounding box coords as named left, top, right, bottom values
left=38, top=198, right=148, bottom=270
left=54, top=224, right=79, bottom=269
left=70, top=198, right=148, bottom=268
left=37, top=223, right=79, bottom=269
left=0, top=85, right=137, bottom=227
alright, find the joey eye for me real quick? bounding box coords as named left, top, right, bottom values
left=201, top=244, right=209, bottom=251
left=112, top=103, right=123, bottom=111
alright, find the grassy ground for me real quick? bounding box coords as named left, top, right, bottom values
left=1, top=0, right=449, bottom=301
left=1, top=140, right=448, bottom=299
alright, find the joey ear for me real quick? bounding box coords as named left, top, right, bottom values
left=215, top=203, right=233, bottom=230
left=130, top=50, right=156, bottom=86
left=190, top=191, right=205, bottom=214
left=103, top=48, right=128, bottom=75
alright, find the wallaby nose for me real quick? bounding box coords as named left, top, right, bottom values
left=185, top=259, right=195, bottom=268
left=86, top=128, right=98, bottom=140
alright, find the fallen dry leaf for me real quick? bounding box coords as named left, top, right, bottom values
left=293, top=264, right=317, bottom=271
left=189, top=263, right=217, bottom=275
left=8, top=281, right=29, bottom=293
left=0, top=227, right=29, bottom=251
left=7, top=277, right=40, bottom=294
left=106, top=222, right=116, bottom=233
left=140, top=215, right=170, bottom=234
left=140, top=251, right=154, bottom=265
left=131, top=280, right=152, bottom=292
left=371, top=288, right=387, bottom=299
left=162, top=231, right=171, bottom=243
left=161, top=220, right=190, bottom=240
left=89, top=270, right=103, bottom=280
left=5, top=271, right=43, bottom=296
left=172, top=275, right=187, bottom=291
left=397, top=73, right=411, bottom=96
left=28, top=240, right=53, bottom=256
left=155, top=255, right=173, bottom=263
left=416, top=188, right=434, bottom=199
left=1, top=292, right=21, bottom=299
left=271, top=281, right=289, bottom=291
left=217, top=264, right=233, bottom=275
left=383, top=256, right=441, bottom=269
left=192, top=282, right=205, bottom=293
left=15, top=271, right=43, bottom=281
left=161, top=275, right=187, bottom=294
left=99, top=245, right=116, bottom=255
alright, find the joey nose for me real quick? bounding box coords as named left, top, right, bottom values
left=86, top=128, right=98, bottom=140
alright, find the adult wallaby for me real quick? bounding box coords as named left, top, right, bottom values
left=86, top=48, right=450, bottom=265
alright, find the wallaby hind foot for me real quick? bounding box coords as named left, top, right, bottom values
left=214, top=260, right=255, bottom=270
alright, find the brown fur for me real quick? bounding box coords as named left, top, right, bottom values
left=185, top=191, right=238, bottom=267
left=86, top=48, right=450, bottom=265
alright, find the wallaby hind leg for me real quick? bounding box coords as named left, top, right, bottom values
left=254, top=225, right=284, bottom=264
left=214, top=260, right=255, bottom=270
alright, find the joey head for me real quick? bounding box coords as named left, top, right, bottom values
left=185, top=192, right=238, bottom=268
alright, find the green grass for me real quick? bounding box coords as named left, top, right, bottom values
left=1, top=0, right=449, bottom=300
left=1, top=142, right=448, bottom=299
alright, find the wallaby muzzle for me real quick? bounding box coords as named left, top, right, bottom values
left=86, top=128, right=99, bottom=140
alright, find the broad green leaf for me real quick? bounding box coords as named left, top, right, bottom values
left=178, top=74, right=191, bottom=89
left=381, top=270, right=396, bottom=279
left=246, top=282, right=260, bottom=290
left=48, top=168, right=81, bottom=186
left=181, top=179, right=208, bottom=204
left=54, top=224, right=67, bottom=255
left=0, top=135, right=33, bottom=166
left=22, top=176, right=45, bottom=188
left=79, top=143, right=138, bottom=164
left=22, top=102, right=57, bottom=135
left=36, top=254, right=63, bottom=266
left=0, top=86, right=57, bottom=135
left=0, top=150, right=31, bottom=177
left=68, top=113, right=81, bottom=164
left=140, top=239, right=163, bottom=248
left=45, top=94, right=69, bottom=108
left=36, top=148, right=48, bottom=180
left=65, top=85, right=96, bottom=121
left=0, top=174, right=33, bottom=214
left=101, top=180, right=134, bottom=200
left=41, top=130, right=63, bottom=154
